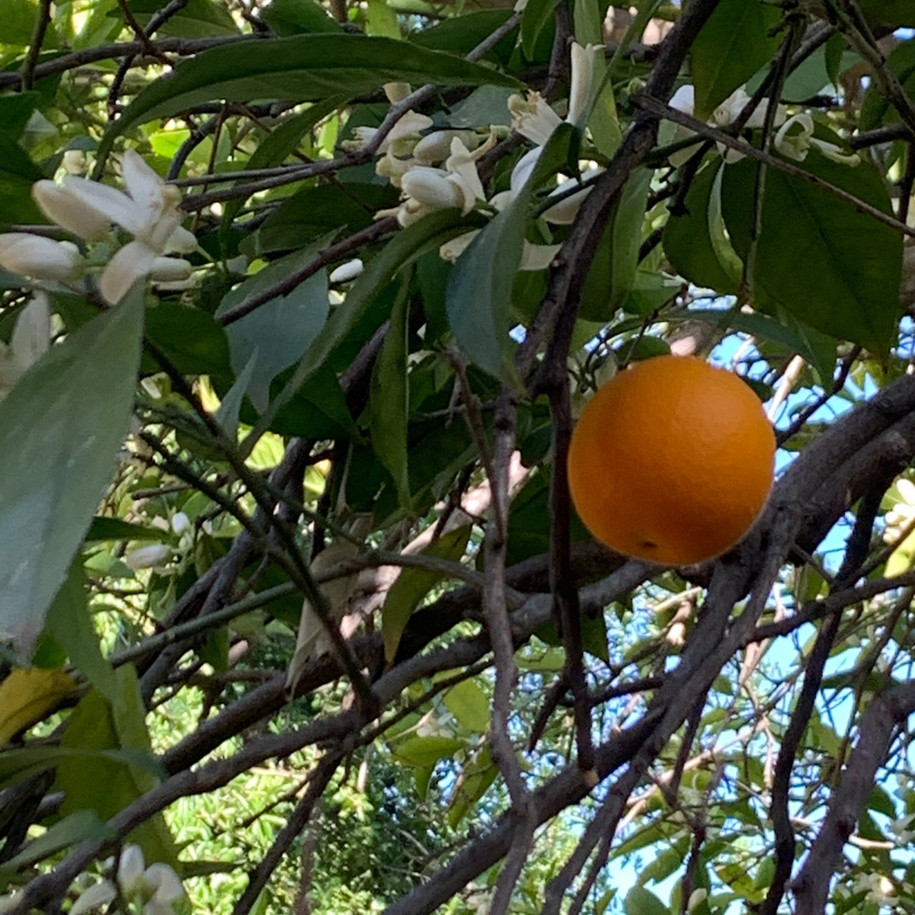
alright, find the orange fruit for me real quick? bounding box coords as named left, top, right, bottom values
left=567, top=354, right=775, bottom=565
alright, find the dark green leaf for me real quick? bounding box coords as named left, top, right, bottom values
left=86, top=516, right=171, bottom=542
left=691, top=0, right=782, bottom=119
left=143, top=303, right=232, bottom=380
left=0, top=291, right=143, bottom=656
left=245, top=207, right=470, bottom=451
left=411, top=10, right=517, bottom=62
left=261, top=0, right=343, bottom=35
left=860, top=39, right=915, bottom=130
left=521, top=0, right=561, bottom=60
left=100, top=34, right=521, bottom=157
left=722, top=154, right=902, bottom=352
left=221, top=97, right=347, bottom=228
left=663, top=158, right=741, bottom=295
left=370, top=283, right=411, bottom=509
left=0, top=810, right=113, bottom=890
left=217, top=247, right=330, bottom=411
left=124, top=0, right=240, bottom=37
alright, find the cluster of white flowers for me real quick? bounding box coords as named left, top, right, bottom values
left=0, top=150, right=196, bottom=306
left=347, top=45, right=604, bottom=268
left=69, top=844, right=188, bottom=915
left=0, top=845, right=187, bottom=915
left=667, top=84, right=859, bottom=168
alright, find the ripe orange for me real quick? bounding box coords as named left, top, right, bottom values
left=567, top=354, right=775, bottom=565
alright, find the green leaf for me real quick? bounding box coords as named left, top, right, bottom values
left=691, top=0, right=783, bottom=119
left=444, top=679, right=490, bottom=733
left=391, top=735, right=465, bottom=768
left=722, top=154, right=902, bottom=353
left=99, top=34, right=521, bottom=158
left=859, top=0, right=915, bottom=26
left=366, top=0, right=400, bottom=39
left=447, top=741, right=498, bottom=828
left=221, top=97, right=347, bottom=228
left=86, top=517, right=172, bottom=543
left=625, top=885, right=671, bottom=915
left=44, top=561, right=120, bottom=704
left=124, top=0, right=240, bottom=37
left=446, top=188, right=532, bottom=384
left=663, top=158, right=741, bottom=295
left=370, top=283, right=411, bottom=509
left=521, top=0, right=560, bottom=60
left=382, top=525, right=472, bottom=661
left=0, top=133, right=46, bottom=227
left=860, top=39, right=915, bottom=130
left=217, top=248, right=330, bottom=411
left=0, top=291, right=143, bottom=656
left=214, top=353, right=257, bottom=440
left=245, top=207, right=470, bottom=453
left=411, top=10, right=517, bottom=62
left=143, top=303, right=232, bottom=380
left=0, top=810, right=114, bottom=890
left=56, top=665, right=177, bottom=867
left=261, top=0, right=343, bottom=35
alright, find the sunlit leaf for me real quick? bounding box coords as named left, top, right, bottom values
left=0, top=290, right=143, bottom=656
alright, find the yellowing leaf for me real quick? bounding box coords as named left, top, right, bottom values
left=0, top=667, right=75, bottom=745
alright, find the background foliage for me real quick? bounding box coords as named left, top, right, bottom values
left=1, top=0, right=915, bottom=913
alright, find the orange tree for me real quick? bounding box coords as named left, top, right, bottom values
left=1, top=1, right=915, bottom=913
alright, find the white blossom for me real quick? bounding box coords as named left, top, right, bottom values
left=32, top=150, right=196, bottom=304
left=508, top=91, right=563, bottom=146
left=668, top=84, right=787, bottom=166
left=774, top=113, right=860, bottom=165
left=0, top=291, right=50, bottom=398
left=0, top=232, right=81, bottom=282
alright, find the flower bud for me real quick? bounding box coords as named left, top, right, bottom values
left=33, top=181, right=110, bottom=241
left=400, top=167, right=464, bottom=210
left=0, top=233, right=81, bottom=281
left=124, top=543, right=172, bottom=571
left=329, top=259, right=364, bottom=283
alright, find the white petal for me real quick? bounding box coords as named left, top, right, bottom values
left=519, top=241, right=561, bottom=270
left=568, top=42, right=601, bottom=125
left=124, top=543, right=172, bottom=570
left=445, top=137, right=485, bottom=207
left=121, top=149, right=171, bottom=228
left=61, top=176, right=147, bottom=237
left=149, top=256, right=192, bottom=283
left=99, top=240, right=157, bottom=304
left=414, top=130, right=478, bottom=165
left=669, top=85, right=695, bottom=115
left=329, top=259, right=364, bottom=283
left=118, top=844, right=146, bottom=893
left=439, top=230, right=478, bottom=262
left=11, top=291, right=50, bottom=369
left=171, top=512, right=191, bottom=536
left=70, top=880, right=117, bottom=914
left=510, top=147, right=542, bottom=196
left=400, top=167, right=464, bottom=210
left=32, top=181, right=110, bottom=241
left=164, top=225, right=196, bottom=255
left=383, top=81, right=412, bottom=103
left=0, top=232, right=80, bottom=281
left=145, top=863, right=187, bottom=906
